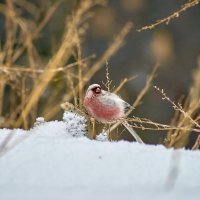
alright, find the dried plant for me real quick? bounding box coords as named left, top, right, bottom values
left=107, top=62, right=160, bottom=134
left=43, top=22, right=133, bottom=121
left=0, top=0, right=63, bottom=128
left=0, top=0, right=200, bottom=152
left=137, top=0, right=200, bottom=32
left=164, top=58, right=200, bottom=149
left=192, top=135, right=200, bottom=150
left=0, top=0, right=109, bottom=129
left=15, top=0, right=108, bottom=128
left=102, top=61, right=113, bottom=92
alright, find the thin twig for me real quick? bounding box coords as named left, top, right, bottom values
left=108, top=62, right=160, bottom=133
left=15, top=0, right=100, bottom=127
left=114, top=75, right=137, bottom=94
left=154, top=86, right=200, bottom=129
left=192, top=135, right=200, bottom=150
left=0, top=54, right=95, bottom=75
left=137, top=0, right=200, bottom=32
left=44, top=22, right=133, bottom=120
left=13, top=1, right=63, bottom=62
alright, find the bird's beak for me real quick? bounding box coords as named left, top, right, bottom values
left=95, top=87, right=101, bottom=93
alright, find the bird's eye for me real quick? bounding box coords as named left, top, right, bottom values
left=92, top=87, right=101, bottom=94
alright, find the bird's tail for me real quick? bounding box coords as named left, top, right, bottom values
left=122, top=121, right=144, bottom=144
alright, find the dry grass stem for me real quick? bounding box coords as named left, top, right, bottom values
left=137, top=0, right=200, bottom=32
left=114, top=76, right=137, bottom=94
left=83, top=22, right=133, bottom=86
left=13, top=1, right=63, bottom=62
left=155, top=58, right=200, bottom=148
left=0, top=0, right=199, bottom=151
left=44, top=22, right=133, bottom=121
left=14, top=0, right=105, bottom=127
left=102, top=61, right=113, bottom=92
left=154, top=86, right=200, bottom=129
left=192, top=135, right=200, bottom=150
left=0, top=54, right=95, bottom=75
left=108, top=62, right=160, bottom=133
left=126, top=117, right=200, bottom=133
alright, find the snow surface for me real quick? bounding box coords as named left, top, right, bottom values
left=0, top=112, right=200, bottom=200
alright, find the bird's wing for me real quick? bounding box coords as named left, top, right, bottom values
left=100, top=91, right=132, bottom=112
left=108, top=92, right=132, bottom=112
left=99, top=93, right=118, bottom=107
left=122, top=101, right=131, bottom=112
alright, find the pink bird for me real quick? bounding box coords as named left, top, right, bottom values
left=83, top=84, right=143, bottom=143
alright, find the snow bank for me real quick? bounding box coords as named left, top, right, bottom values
left=0, top=112, right=200, bottom=200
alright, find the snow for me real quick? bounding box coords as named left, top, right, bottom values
left=0, top=112, right=200, bottom=200
left=96, top=131, right=109, bottom=141
left=63, top=111, right=87, bottom=137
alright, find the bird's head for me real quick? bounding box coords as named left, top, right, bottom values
left=86, top=84, right=102, bottom=96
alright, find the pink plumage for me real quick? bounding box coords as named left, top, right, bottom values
left=83, top=84, right=127, bottom=123
left=83, top=83, right=144, bottom=144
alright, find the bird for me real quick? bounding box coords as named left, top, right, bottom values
left=83, top=84, right=143, bottom=143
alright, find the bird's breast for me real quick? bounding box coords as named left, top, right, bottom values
left=84, top=96, right=124, bottom=122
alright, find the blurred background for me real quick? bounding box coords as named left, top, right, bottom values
left=83, top=0, right=200, bottom=144
left=0, top=0, right=200, bottom=146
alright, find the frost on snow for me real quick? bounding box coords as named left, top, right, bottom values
left=34, top=117, right=45, bottom=127
left=63, top=111, right=87, bottom=137
left=96, top=132, right=109, bottom=142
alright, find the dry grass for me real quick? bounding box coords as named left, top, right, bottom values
left=43, top=21, right=133, bottom=121
left=164, top=57, right=200, bottom=148
left=0, top=0, right=64, bottom=128
left=15, top=0, right=108, bottom=128
left=107, top=62, right=160, bottom=135
left=137, top=0, right=200, bottom=32
left=0, top=0, right=109, bottom=129
left=0, top=0, right=200, bottom=151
